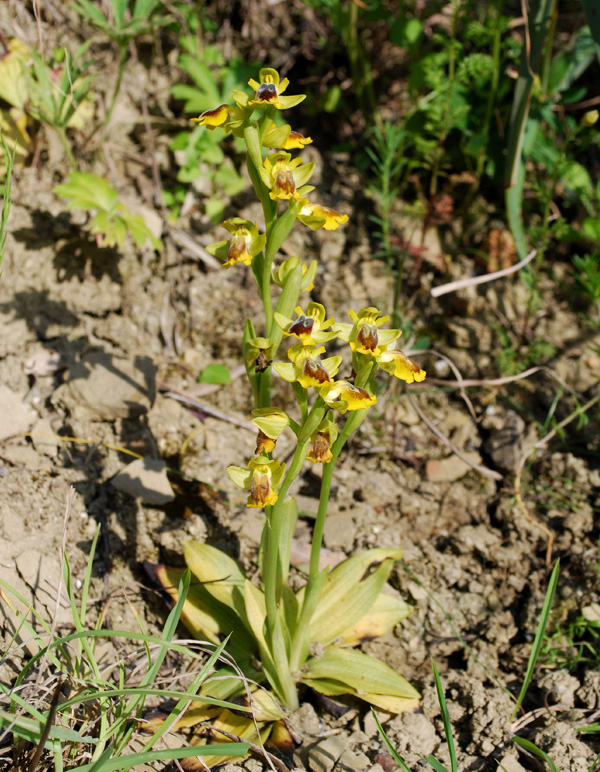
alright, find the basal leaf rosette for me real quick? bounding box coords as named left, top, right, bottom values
left=274, top=301, right=337, bottom=346
left=227, top=455, right=286, bottom=508
left=297, top=197, right=349, bottom=231
left=207, top=218, right=266, bottom=268
left=233, top=68, right=306, bottom=111
left=333, top=307, right=401, bottom=357
left=273, top=343, right=342, bottom=389
left=259, top=151, right=315, bottom=201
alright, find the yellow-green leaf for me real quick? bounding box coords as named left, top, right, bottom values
left=339, top=591, right=412, bottom=646
left=299, top=549, right=404, bottom=646
left=303, top=647, right=419, bottom=701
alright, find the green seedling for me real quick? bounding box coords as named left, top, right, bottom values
left=72, top=0, right=168, bottom=126
left=53, top=172, right=162, bottom=251
left=0, top=135, right=15, bottom=278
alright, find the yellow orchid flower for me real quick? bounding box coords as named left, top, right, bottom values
left=297, top=198, right=349, bottom=231
left=333, top=307, right=401, bottom=357
left=320, top=381, right=377, bottom=414
left=192, top=104, right=238, bottom=130
left=227, top=455, right=286, bottom=508
left=263, top=121, right=313, bottom=150
left=251, top=408, right=290, bottom=454
left=306, top=413, right=338, bottom=464
left=233, top=68, right=306, bottom=111
left=582, top=110, right=599, bottom=127
left=274, top=302, right=336, bottom=346
left=273, top=344, right=342, bottom=389
left=206, top=218, right=266, bottom=268
left=272, top=256, right=317, bottom=293
left=259, top=152, right=315, bottom=201
left=376, top=348, right=426, bottom=383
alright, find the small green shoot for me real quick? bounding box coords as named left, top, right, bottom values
left=511, top=736, right=561, bottom=772
left=511, top=560, right=560, bottom=720
left=372, top=659, right=457, bottom=772
left=53, top=172, right=162, bottom=251
left=0, top=134, right=15, bottom=277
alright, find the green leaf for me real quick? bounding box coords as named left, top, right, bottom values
left=581, top=0, right=600, bottom=65
left=298, top=548, right=404, bottom=646
left=303, top=647, right=420, bottom=701
left=150, top=564, right=257, bottom=660
left=54, top=172, right=118, bottom=213
left=205, top=196, right=226, bottom=223
left=197, top=364, right=231, bottom=385
left=215, top=165, right=247, bottom=196
left=512, top=736, right=561, bottom=772
left=504, top=0, right=556, bottom=259
left=183, top=541, right=247, bottom=614
left=511, top=560, right=560, bottom=720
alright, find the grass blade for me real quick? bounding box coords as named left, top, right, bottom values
left=504, top=0, right=556, bottom=259
left=431, top=658, right=457, bottom=772
left=70, top=742, right=251, bottom=771
left=371, top=709, right=411, bottom=772
left=512, top=735, right=560, bottom=772
left=511, top=560, right=560, bottom=720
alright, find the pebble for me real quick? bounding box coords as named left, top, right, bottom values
left=425, top=452, right=482, bottom=482
left=111, top=457, right=175, bottom=505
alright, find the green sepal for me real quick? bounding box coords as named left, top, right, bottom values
left=265, top=198, right=300, bottom=263
left=271, top=260, right=302, bottom=351
left=242, top=319, right=260, bottom=404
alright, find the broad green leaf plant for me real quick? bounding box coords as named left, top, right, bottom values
left=53, top=172, right=161, bottom=250
left=153, top=66, right=426, bottom=756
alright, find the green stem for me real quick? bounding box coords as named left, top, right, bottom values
left=264, top=440, right=309, bottom=634
left=56, top=127, right=76, bottom=168
left=105, top=44, right=128, bottom=128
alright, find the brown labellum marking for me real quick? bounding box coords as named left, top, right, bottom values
left=311, top=433, right=330, bottom=462
left=201, top=105, right=226, bottom=119
left=255, top=430, right=275, bottom=455
left=289, top=131, right=305, bottom=142
left=303, top=358, right=331, bottom=384
left=357, top=323, right=378, bottom=351
left=227, top=234, right=247, bottom=263
left=256, top=83, right=278, bottom=101
left=255, top=351, right=270, bottom=373
left=289, top=315, right=314, bottom=337
left=274, top=170, right=296, bottom=197
left=251, top=471, right=271, bottom=506
left=347, top=384, right=370, bottom=398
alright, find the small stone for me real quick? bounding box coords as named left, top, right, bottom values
left=484, top=410, right=525, bottom=472
left=54, top=351, right=157, bottom=421
left=337, top=748, right=370, bottom=770
left=0, top=386, right=37, bottom=442
left=497, top=754, right=527, bottom=772
left=30, top=418, right=59, bottom=457
left=425, top=452, right=482, bottom=482
left=112, top=457, right=175, bottom=505
left=307, top=734, right=347, bottom=772
left=323, top=512, right=356, bottom=552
